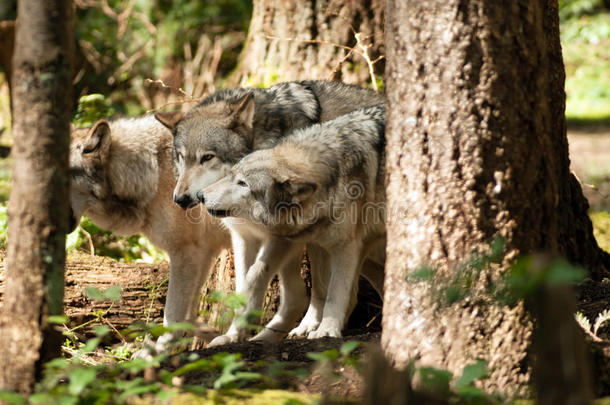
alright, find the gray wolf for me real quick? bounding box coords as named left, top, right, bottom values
left=203, top=104, right=387, bottom=339
left=155, top=80, right=385, bottom=345
left=69, top=116, right=231, bottom=350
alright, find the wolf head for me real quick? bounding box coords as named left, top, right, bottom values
left=201, top=148, right=322, bottom=234
left=68, top=120, right=112, bottom=232
left=154, top=92, right=255, bottom=210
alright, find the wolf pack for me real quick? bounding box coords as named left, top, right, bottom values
left=68, top=80, right=387, bottom=351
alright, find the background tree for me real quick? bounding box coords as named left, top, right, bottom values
left=231, top=0, right=384, bottom=88
left=382, top=0, right=609, bottom=396
left=0, top=0, right=73, bottom=396
left=0, top=0, right=16, bottom=113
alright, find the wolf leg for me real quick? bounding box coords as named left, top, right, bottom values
left=208, top=229, right=260, bottom=347
left=252, top=245, right=307, bottom=342
left=308, top=241, right=364, bottom=339
left=288, top=244, right=330, bottom=337
left=133, top=244, right=221, bottom=358
left=164, top=245, right=221, bottom=326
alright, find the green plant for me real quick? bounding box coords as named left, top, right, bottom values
left=73, top=94, right=116, bottom=127
left=406, top=239, right=587, bottom=309
left=66, top=216, right=168, bottom=263
left=205, top=290, right=263, bottom=333
left=414, top=360, right=499, bottom=405
left=306, top=341, right=362, bottom=380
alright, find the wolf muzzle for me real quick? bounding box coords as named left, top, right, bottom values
left=174, top=194, right=199, bottom=210
left=196, top=190, right=206, bottom=204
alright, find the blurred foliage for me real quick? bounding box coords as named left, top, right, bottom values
left=73, top=0, right=252, bottom=115
left=66, top=216, right=168, bottom=263
left=73, top=94, right=116, bottom=127
left=559, top=0, right=610, bottom=20
left=591, top=211, right=610, bottom=252
left=559, top=0, right=610, bottom=123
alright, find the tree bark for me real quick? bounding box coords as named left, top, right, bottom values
left=0, top=0, right=73, bottom=396
left=382, top=0, right=608, bottom=397
left=230, top=0, right=385, bottom=88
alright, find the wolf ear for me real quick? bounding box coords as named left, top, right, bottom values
left=228, top=92, right=255, bottom=132
left=281, top=179, right=317, bottom=203
left=154, top=111, right=184, bottom=134
left=83, top=120, right=111, bottom=156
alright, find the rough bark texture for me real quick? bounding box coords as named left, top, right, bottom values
left=0, top=0, right=73, bottom=395
left=230, top=0, right=384, bottom=87
left=382, top=0, right=608, bottom=397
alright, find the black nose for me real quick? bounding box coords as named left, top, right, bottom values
left=196, top=190, right=205, bottom=204
left=174, top=194, right=195, bottom=210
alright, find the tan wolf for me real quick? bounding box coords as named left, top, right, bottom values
left=69, top=116, right=230, bottom=351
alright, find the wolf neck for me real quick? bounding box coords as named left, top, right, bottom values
left=249, top=88, right=320, bottom=151
left=99, top=116, right=172, bottom=232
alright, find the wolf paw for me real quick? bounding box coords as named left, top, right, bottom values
left=250, top=327, right=286, bottom=342
left=307, top=325, right=342, bottom=339
left=132, top=332, right=175, bottom=359
left=207, top=333, right=241, bottom=347
left=288, top=320, right=320, bottom=338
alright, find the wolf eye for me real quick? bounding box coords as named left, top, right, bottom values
left=200, top=153, right=215, bottom=164
left=237, top=180, right=248, bottom=187
left=176, top=152, right=184, bottom=161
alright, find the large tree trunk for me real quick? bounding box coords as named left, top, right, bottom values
left=382, top=0, right=608, bottom=397
left=0, top=0, right=73, bottom=396
left=231, top=0, right=385, bottom=87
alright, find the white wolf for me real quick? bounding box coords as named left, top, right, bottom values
left=202, top=105, right=386, bottom=338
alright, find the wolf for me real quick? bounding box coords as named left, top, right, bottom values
left=154, top=80, right=385, bottom=345
left=69, top=116, right=231, bottom=350
left=202, top=104, right=387, bottom=339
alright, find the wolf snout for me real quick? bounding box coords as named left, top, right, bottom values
left=196, top=190, right=206, bottom=204
left=174, top=194, right=198, bottom=210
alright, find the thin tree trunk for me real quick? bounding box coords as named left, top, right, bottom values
left=382, top=0, right=607, bottom=397
left=0, top=0, right=73, bottom=396
left=230, top=0, right=384, bottom=87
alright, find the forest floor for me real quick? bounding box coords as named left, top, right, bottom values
left=0, top=127, right=608, bottom=403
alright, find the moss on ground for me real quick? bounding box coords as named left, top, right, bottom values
left=591, top=211, right=610, bottom=253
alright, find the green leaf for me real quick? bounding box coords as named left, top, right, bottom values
left=340, top=341, right=360, bottom=356
left=171, top=358, right=213, bottom=377
left=456, top=384, right=486, bottom=399
left=545, top=261, right=587, bottom=285
left=84, top=285, right=122, bottom=301
left=48, top=315, right=69, bottom=325
left=408, top=267, right=435, bottom=281
left=0, top=390, right=26, bottom=404
left=456, top=360, right=489, bottom=388
left=84, top=286, right=106, bottom=301
left=166, top=322, right=195, bottom=332
left=68, top=367, right=97, bottom=396
left=307, top=349, right=339, bottom=363
left=118, top=384, right=159, bottom=401
left=92, top=325, right=110, bottom=337
left=419, top=367, right=452, bottom=395
left=79, top=337, right=101, bottom=354
left=103, top=285, right=123, bottom=301
left=28, top=393, right=56, bottom=404
left=156, top=390, right=177, bottom=401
